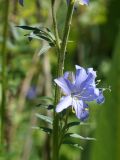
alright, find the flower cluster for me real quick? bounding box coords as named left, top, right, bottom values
left=54, top=65, right=105, bottom=121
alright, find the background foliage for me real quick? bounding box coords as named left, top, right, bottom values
left=0, top=0, right=120, bottom=159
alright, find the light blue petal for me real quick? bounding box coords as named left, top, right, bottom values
left=87, top=68, right=96, bottom=86
left=63, top=72, right=70, bottom=79
left=73, top=99, right=89, bottom=120
left=64, top=72, right=75, bottom=91
left=56, top=96, right=72, bottom=112
left=80, top=109, right=89, bottom=121
left=72, top=99, right=83, bottom=119
left=83, top=102, right=89, bottom=108
left=80, top=102, right=89, bottom=121
left=80, top=87, right=99, bottom=101
left=87, top=68, right=96, bottom=78
left=67, top=0, right=89, bottom=6
left=96, top=91, right=105, bottom=104
left=80, top=73, right=96, bottom=91
left=78, top=0, right=89, bottom=5
left=54, top=77, right=71, bottom=95
left=65, top=79, right=74, bottom=92
left=75, top=66, right=88, bottom=88
left=64, top=71, right=75, bottom=83
left=75, top=65, right=82, bottom=70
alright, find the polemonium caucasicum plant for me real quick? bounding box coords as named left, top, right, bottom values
left=17, top=0, right=106, bottom=160
left=54, top=65, right=104, bottom=120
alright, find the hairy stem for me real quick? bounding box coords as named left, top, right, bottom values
left=52, top=0, right=75, bottom=159
left=1, top=0, right=9, bottom=145
left=51, top=1, right=60, bottom=159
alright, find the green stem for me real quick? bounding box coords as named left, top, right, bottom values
left=1, top=0, right=9, bottom=145
left=58, top=0, right=75, bottom=75
left=51, top=0, right=60, bottom=50
left=52, top=1, right=75, bottom=160
left=51, top=1, right=60, bottom=159
left=59, top=110, right=70, bottom=149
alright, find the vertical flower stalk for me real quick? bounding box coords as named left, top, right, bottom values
left=51, top=0, right=75, bottom=159
left=1, top=0, right=9, bottom=145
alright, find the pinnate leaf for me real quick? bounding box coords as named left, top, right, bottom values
left=65, top=133, right=96, bottom=141
left=38, top=45, right=51, bottom=56
left=36, top=113, right=53, bottom=124
left=63, top=141, right=83, bottom=150
left=65, top=121, right=80, bottom=130
left=32, top=126, right=52, bottom=134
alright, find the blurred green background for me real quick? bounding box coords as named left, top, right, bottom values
left=0, top=0, right=120, bottom=159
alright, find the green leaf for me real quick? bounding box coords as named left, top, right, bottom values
left=35, top=104, right=54, bottom=110
left=37, top=96, right=54, bottom=101
left=17, top=26, right=56, bottom=46
left=38, top=35, right=53, bottom=43
left=63, top=141, right=83, bottom=150
left=16, top=25, right=40, bottom=31
left=46, top=27, right=51, bottom=32
left=27, top=32, right=54, bottom=46
left=39, top=126, right=52, bottom=134
left=45, top=28, right=55, bottom=41
left=65, top=121, right=80, bottom=130
left=36, top=113, right=53, bottom=124
left=32, top=126, right=52, bottom=134
left=65, top=133, right=96, bottom=141
left=31, top=126, right=40, bottom=130
left=47, top=105, right=54, bottom=110
left=27, top=32, right=43, bottom=40
left=38, top=45, right=51, bottom=56
left=35, top=103, right=48, bottom=108
left=35, top=96, right=54, bottom=109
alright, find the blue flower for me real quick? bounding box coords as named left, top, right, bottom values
left=54, top=65, right=104, bottom=121
left=19, top=0, right=24, bottom=6
left=77, top=0, right=89, bottom=5
left=26, top=86, right=36, bottom=100
left=66, top=0, right=89, bottom=6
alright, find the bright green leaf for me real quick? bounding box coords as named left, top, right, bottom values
left=65, top=133, right=96, bottom=141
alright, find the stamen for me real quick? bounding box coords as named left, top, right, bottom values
left=98, top=86, right=111, bottom=92
left=72, top=106, right=75, bottom=113
left=96, top=79, right=101, bottom=85
left=108, top=86, right=111, bottom=92
left=74, top=94, right=93, bottom=100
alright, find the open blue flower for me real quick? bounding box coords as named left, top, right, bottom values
left=66, top=0, right=89, bottom=6
left=54, top=65, right=104, bottom=121
left=77, top=0, right=89, bottom=5
left=26, top=86, right=36, bottom=100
